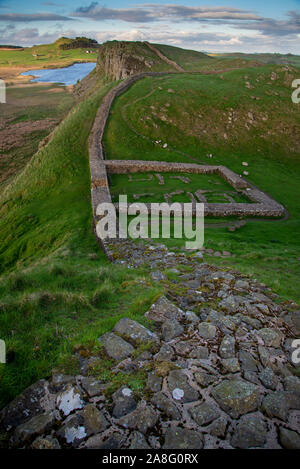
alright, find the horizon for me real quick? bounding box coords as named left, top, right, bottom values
left=0, top=1, right=300, bottom=55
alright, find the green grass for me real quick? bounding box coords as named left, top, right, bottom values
left=0, top=76, right=162, bottom=408
left=110, top=172, right=251, bottom=204
left=104, top=65, right=300, bottom=303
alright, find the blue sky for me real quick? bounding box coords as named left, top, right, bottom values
left=0, top=1, right=299, bottom=53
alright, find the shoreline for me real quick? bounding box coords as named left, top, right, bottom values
left=0, top=59, right=97, bottom=86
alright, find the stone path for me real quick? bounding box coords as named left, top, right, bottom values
left=1, top=239, right=299, bottom=449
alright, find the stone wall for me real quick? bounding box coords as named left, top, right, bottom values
left=88, top=71, right=285, bottom=254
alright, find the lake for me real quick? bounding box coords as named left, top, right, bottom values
left=21, top=62, right=97, bottom=86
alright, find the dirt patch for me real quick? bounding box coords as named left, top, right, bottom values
left=0, top=118, right=58, bottom=152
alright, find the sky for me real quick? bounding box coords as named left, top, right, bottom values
left=0, top=1, right=299, bottom=53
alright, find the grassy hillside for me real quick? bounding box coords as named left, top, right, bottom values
left=0, top=38, right=98, bottom=69
left=148, top=43, right=210, bottom=71
left=0, top=76, right=161, bottom=409
left=104, top=65, right=300, bottom=302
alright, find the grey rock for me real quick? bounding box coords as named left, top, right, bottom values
left=212, top=380, right=261, bottom=418
left=168, top=369, right=199, bottom=403
left=0, top=379, right=54, bottom=431
left=81, top=377, right=106, bottom=398
left=194, top=371, right=217, bottom=387
left=219, top=335, right=235, bottom=358
left=84, top=432, right=124, bottom=449
left=261, top=392, right=289, bottom=421
left=112, top=387, right=137, bottom=418
left=13, top=412, right=55, bottom=446
left=129, top=431, right=150, bottom=449
left=151, top=271, right=166, bottom=281
left=219, top=295, right=242, bottom=313
left=98, top=332, right=134, bottom=360
left=257, top=328, right=281, bottom=348
left=235, top=280, right=250, bottom=290
left=163, top=427, right=203, bottom=449
left=147, top=372, right=162, bottom=393
left=185, top=311, right=199, bottom=323
left=79, top=404, right=109, bottom=437
left=239, top=350, right=259, bottom=373
left=231, top=414, right=267, bottom=449
left=189, top=402, right=220, bottom=426
left=189, top=346, right=209, bottom=359
left=151, top=392, right=181, bottom=420
left=145, top=296, right=184, bottom=323
left=198, top=322, right=217, bottom=339
left=208, top=417, right=228, bottom=438
left=113, top=318, right=159, bottom=345
left=162, top=319, right=184, bottom=342
left=259, top=367, right=278, bottom=390
left=283, top=376, right=300, bottom=393
left=221, top=358, right=240, bottom=373
left=154, top=344, right=175, bottom=361
left=31, top=435, right=60, bottom=449
left=51, top=373, right=75, bottom=387
left=118, top=403, right=158, bottom=434
left=279, top=427, right=300, bottom=449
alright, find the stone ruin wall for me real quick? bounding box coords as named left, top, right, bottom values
left=88, top=72, right=285, bottom=255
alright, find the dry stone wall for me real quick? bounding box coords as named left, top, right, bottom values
left=88, top=72, right=285, bottom=252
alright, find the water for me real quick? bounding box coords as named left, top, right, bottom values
left=21, top=62, right=97, bottom=86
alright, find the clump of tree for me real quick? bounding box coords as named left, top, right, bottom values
left=59, top=37, right=99, bottom=50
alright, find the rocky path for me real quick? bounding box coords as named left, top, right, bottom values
left=1, top=239, right=299, bottom=449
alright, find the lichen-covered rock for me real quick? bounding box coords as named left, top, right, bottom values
left=147, top=372, right=162, bottom=392
left=0, top=380, right=55, bottom=431
left=154, top=344, right=175, bottom=361
left=112, top=387, right=137, bottom=418
left=261, top=392, right=289, bottom=421
left=81, top=377, right=107, bottom=398
left=56, top=385, right=84, bottom=417
left=198, top=322, right=217, bottom=339
left=118, top=402, right=158, bottom=434
left=194, top=371, right=217, bottom=387
left=151, top=392, right=181, bottom=420
left=283, top=376, right=300, bottom=393
left=83, top=432, right=124, bottom=449
left=129, top=431, right=150, bottom=449
left=257, top=328, right=281, bottom=348
left=239, top=350, right=259, bottom=372
left=220, top=358, right=240, bottom=373
left=212, top=380, right=261, bottom=418
left=168, top=369, right=199, bottom=403
left=259, top=367, right=278, bottom=390
left=231, top=414, right=267, bottom=449
left=98, top=332, right=134, bottom=360
left=219, top=335, right=235, bottom=359
left=189, top=402, right=220, bottom=426
left=145, top=296, right=184, bottom=323
left=162, top=319, right=184, bottom=342
left=113, top=318, right=159, bottom=345
left=163, top=426, right=203, bottom=449
left=279, top=427, right=300, bottom=449
left=13, top=412, right=56, bottom=446
left=31, top=435, right=60, bottom=449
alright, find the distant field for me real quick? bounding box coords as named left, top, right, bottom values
left=0, top=42, right=97, bottom=69
left=0, top=84, right=74, bottom=187
left=104, top=65, right=300, bottom=302
left=210, top=52, right=300, bottom=68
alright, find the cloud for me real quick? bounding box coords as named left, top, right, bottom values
left=0, top=25, right=60, bottom=45
left=231, top=10, right=300, bottom=36
left=72, top=3, right=262, bottom=23
left=0, top=13, right=73, bottom=22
